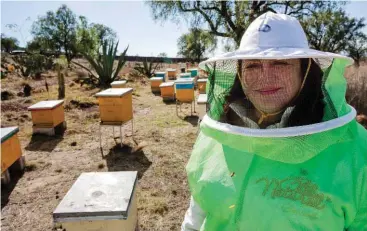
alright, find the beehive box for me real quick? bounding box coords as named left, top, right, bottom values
left=95, top=88, right=133, bottom=123
left=197, top=94, right=208, bottom=119
left=166, top=68, right=177, bottom=80
left=53, top=171, right=138, bottom=231
left=188, top=68, right=198, bottom=77
left=111, top=80, right=127, bottom=88
left=150, top=77, right=163, bottom=93
left=175, top=79, right=195, bottom=103
left=159, top=82, right=175, bottom=100
left=197, top=78, right=208, bottom=94
left=154, top=71, right=166, bottom=81
left=179, top=73, right=191, bottom=79
left=28, top=100, right=65, bottom=128
left=1, top=127, right=22, bottom=174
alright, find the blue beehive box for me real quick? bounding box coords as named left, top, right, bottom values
left=155, top=71, right=166, bottom=81
left=179, top=73, right=191, bottom=78
left=175, top=78, right=194, bottom=89
left=188, top=68, right=198, bottom=77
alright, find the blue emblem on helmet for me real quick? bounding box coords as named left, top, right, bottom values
left=259, top=24, right=271, bottom=32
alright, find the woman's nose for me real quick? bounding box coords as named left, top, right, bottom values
left=259, top=65, right=276, bottom=80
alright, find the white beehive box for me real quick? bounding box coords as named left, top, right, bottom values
left=53, top=171, right=138, bottom=231
left=111, top=80, right=127, bottom=88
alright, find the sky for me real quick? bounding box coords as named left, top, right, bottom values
left=1, top=1, right=367, bottom=57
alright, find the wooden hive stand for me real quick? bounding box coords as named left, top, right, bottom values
left=95, top=88, right=134, bottom=149
left=27, top=100, right=66, bottom=136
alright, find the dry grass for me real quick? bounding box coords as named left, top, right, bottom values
left=345, top=61, right=367, bottom=116
left=1, top=66, right=198, bottom=231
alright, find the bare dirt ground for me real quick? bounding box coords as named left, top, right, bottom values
left=1, top=64, right=202, bottom=231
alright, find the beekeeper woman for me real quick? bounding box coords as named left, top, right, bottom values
left=182, top=12, right=367, bottom=231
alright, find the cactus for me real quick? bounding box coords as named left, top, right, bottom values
left=55, top=55, right=68, bottom=99
left=133, top=58, right=161, bottom=78
left=72, top=40, right=128, bottom=88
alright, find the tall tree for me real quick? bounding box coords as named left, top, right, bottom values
left=1, top=34, right=19, bottom=52
left=31, top=4, right=78, bottom=64
left=177, top=28, right=217, bottom=62
left=76, top=16, right=117, bottom=56
left=300, top=7, right=365, bottom=53
left=148, top=1, right=365, bottom=55
left=346, top=34, right=367, bottom=66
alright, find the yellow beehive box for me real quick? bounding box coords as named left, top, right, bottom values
left=95, top=88, right=133, bottom=123
left=175, top=79, right=195, bottom=103
left=1, top=127, right=22, bottom=174
left=53, top=172, right=138, bottom=231
left=150, top=77, right=163, bottom=93
left=159, top=82, right=175, bottom=100
left=166, top=68, right=177, bottom=80
left=111, top=80, right=127, bottom=88
left=28, top=100, right=65, bottom=128
left=197, top=78, right=208, bottom=94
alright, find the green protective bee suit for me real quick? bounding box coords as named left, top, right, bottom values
left=185, top=58, right=367, bottom=230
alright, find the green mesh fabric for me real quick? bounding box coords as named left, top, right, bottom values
left=186, top=57, right=367, bottom=230
left=204, top=62, right=236, bottom=121
left=204, top=58, right=352, bottom=123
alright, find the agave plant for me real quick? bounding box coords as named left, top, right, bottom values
left=73, top=40, right=128, bottom=88
left=133, top=58, right=161, bottom=78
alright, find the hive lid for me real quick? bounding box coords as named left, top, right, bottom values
left=160, top=82, right=175, bottom=87
left=175, top=78, right=194, bottom=83
left=154, top=71, right=166, bottom=74
left=188, top=68, right=198, bottom=71
left=166, top=68, right=176, bottom=71
left=150, top=77, right=163, bottom=81
left=179, top=73, right=191, bottom=77
left=95, top=88, right=133, bottom=97
left=197, top=94, right=208, bottom=104
left=53, top=171, right=138, bottom=222
left=197, top=78, right=208, bottom=83
left=28, top=100, right=64, bottom=111
left=111, top=80, right=127, bottom=85
left=1, top=126, right=19, bottom=143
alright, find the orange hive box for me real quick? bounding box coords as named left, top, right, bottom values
left=95, top=88, right=133, bottom=123
left=166, top=68, right=177, bottom=80
left=150, top=77, right=163, bottom=93
left=111, top=80, right=127, bottom=88
left=197, top=78, right=208, bottom=94
left=159, top=82, right=175, bottom=101
left=1, top=126, right=24, bottom=184
left=28, top=100, right=65, bottom=128
left=175, top=78, right=195, bottom=103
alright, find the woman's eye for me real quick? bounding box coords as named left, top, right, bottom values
left=245, top=64, right=261, bottom=69
left=273, top=62, right=289, bottom=66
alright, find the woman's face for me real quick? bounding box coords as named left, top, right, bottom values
left=241, top=59, right=302, bottom=113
